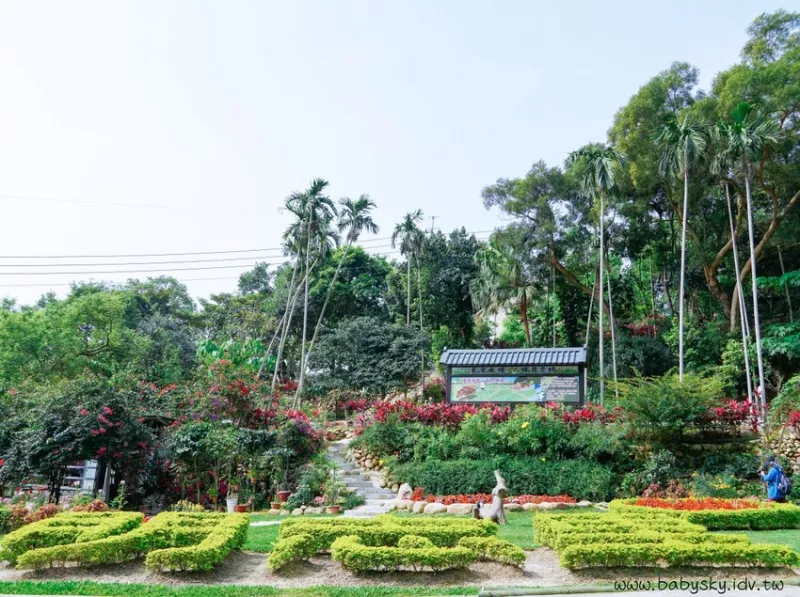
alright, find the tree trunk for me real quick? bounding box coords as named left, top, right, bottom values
left=296, top=243, right=351, bottom=401
left=678, top=169, right=689, bottom=383
left=520, top=290, right=531, bottom=346
left=606, top=259, right=619, bottom=400
left=297, top=209, right=314, bottom=400
left=406, top=259, right=411, bottom=326
left=598, top=193, right=605, bottom=404
left=778, top=247, right=794, bottom=322
left=744, top=165, right=767, bottom=422
left=418, top=257, right=425, bottom=392
left=271, top=260, right=298, bottom=392
left=584, top=266, right=597, bottom=347
left=272, top=265, right=313, bottom=393
left=725, top=182, right=754, bottom=406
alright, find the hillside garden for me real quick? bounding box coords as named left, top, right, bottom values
left=1, top=9, right=800, bottom=594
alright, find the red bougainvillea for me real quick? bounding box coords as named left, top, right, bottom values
left=374, top=401, right=510, bottom=429
left=634, top=497, right=761, bottom=511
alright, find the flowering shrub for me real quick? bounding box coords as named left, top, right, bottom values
left=707, top=400, right=760, bottom=432
left=641, top=481, right=690, bottom=499
left=71, top=499, right=110, bottom=513
left=634, top=497, right=761, bottom=511
left=789, top=410, right=800, bottom=429
left=374, top=401, right=510, bottom=429
left=408, top=486, right=575, bottom=505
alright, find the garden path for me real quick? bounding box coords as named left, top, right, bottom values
left=327, top=439, right=395, bottom=517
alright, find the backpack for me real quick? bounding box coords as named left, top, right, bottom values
left=777, top=470, right=793, bottom=497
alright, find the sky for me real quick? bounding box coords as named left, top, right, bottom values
left=0, top=0, right=790, bottom=306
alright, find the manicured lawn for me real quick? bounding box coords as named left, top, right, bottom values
left=718, top=529, right=800, bottom=551
left=0, top=582, right=478, bottom=597
left=245, top=512, right=335, bottom=552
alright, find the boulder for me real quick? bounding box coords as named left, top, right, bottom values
left=577, top=500, right=592, bottom=508
left=504, top=503, right=523, bottom=511
left=522, top=503, right=538, bottom=511
left=365, top=459, right=374, bottom=469
left=383, top=499, right=397, bottom=511
left=412, top=501, right=428, bottom=513
left=391, top=484, right=400, bottom=493
left=291, top=508, right=304, bottom=515
left=305, top=507, right=324, bottom=515
left=396, top=483, right=413, bottom=501
left=268, top=509, right=281, bottom=516
left=537, top=502, right=558, bottom=510
left=424, top=502, right=448, bottom=515
left=447, top=503, right=475, bottom=515
left=594, top=502, right=609, bottom=510
left=397, top=499, right=415, bottom=511
left=279, top=510, right=291, bottom=516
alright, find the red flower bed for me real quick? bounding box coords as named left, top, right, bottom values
left=374, top=401, right=510, bottom=429
left=410, top=487, right=575, bottom=505
left=634, top=497, right=762, bottom=511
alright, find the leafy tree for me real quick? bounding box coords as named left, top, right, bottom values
left=391, top=210, right=425, bottom=326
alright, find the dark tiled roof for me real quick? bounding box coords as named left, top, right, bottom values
left=439, top=347, right=587, bottom=366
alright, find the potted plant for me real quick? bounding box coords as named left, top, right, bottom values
left=267, top=447, right=293, bottom=503
left=226, top=481, right=240, bottom=514
left=323, top=473, right=346, bottom=515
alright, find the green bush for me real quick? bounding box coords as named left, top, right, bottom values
left=144, top=513, right=249, bottom=571
left=397, top=535, right=434, bottom=549
left=457, top=536, right=526, bottom=566
left=387, top=457, right=615, bottom=501
left=278, top=515, right=497, bottom=553
left=267, top=533, right=316, bottom=572
left=0, top=507, right=11, bottom=534
left=609, top=499, right=800, bottom=530
left=330, top=535, right=475, bottom=572
left=560, top=540, right=799, bottom=569
left=535, top=505, right=800, bottom=570
left=10, top=512, right=246, bottom=571
left=0, top=512, right=143, bottom=565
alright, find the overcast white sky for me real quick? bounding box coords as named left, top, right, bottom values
left=0, top=0, right=787, bottom=306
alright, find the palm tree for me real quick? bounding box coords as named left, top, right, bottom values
left=472, top=239, right=537, bottom=346
left=719, top=102, right=779, bottom=421
left=655, top=115, right=707, bottom=383
left=271, top=181, right=339, bottom=393
left=295, top=195, right=378, bottom=398
left=566, top=145, right=626, bottom=404
left=391, top=210, right=424, bottom=326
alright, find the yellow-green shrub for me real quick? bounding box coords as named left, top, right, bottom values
left=0, top=512, right=143, bottom=565
left=12, top=512, right=246, bottom=571
left=458, top=536, right=526, bottom=566
left=268, top=533, right=316, bottom=572
left=609, top=499, right=800, bottom=530
left=279, top=515, right=497, bottom=552
left=397, top=535, right=434, bottom=549
left=330, top=535, right=475, bottom=572
left=560, top=540, right=800, bottom=569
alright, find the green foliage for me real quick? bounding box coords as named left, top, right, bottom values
left=457, top=537, right=526, bottom=566
left=611, top=373, right=723, bottom=440
left=770, top=373, right=800, bottom=423
left=610, top=499, right=800, bottom=530
left=387, top=458, right=615, bottom=502
left=0, top=512, right=143, bottom=566
left=535, top=508, right=800, bottom=569
left=308, top=317, right=426, bottom=396
left=330, top=535, right=475, bottom=573
left=9, top=512, right=247, bottom=571
left=267, top=533, right=316, bottom=572
left=397, top=535, right=434, bottom=549
left=278, top=515, right=497, bottom=553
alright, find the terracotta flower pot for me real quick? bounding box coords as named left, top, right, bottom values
left=271, top=502, right=283, bottom=510
left=235, top=504, right=248, bottom=513
left=277, top=490, right=291, bottom=503
left=326, top=505, right=341, bottom=515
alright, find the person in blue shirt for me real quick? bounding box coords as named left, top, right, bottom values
left=761, top=456, right=788, bottom=503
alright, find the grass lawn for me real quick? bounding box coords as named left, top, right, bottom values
left=718, top=529, right=800, bottom=551
left=244, top=512, right=335, bottom=552
left=0, top=581, right=478, bottom=597
left=390, top=510, right=539, bottom=549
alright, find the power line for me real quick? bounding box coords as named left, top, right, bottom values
left=0, top=230, right=495, bottom=259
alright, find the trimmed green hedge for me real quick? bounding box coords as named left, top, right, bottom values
left=560, top=541, right=800, bottom=569
left=330, top=535, right=475, bottom=572
left=457, top=537, right=526, bottom=566
left=0, top=512, right=143, bottom=565
left=267, top=533, right=316, bottom=572
left=608, top=499, right=800, bottom=530
left=10, top=512, right=247, bottom=571
left=387, top=457, right=614, bottom=501
left=0, top=507, right=10, bottom=534
left=279, top=515, right=497, bottom=552
left=535, top=511, right=800, bottom=569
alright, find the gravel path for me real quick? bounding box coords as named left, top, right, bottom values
left=0, top=549, right=797, bottom=589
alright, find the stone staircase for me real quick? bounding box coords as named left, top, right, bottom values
left=327, top=439, right=395, bottom=517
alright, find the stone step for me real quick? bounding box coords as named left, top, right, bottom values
left=344, top=480, right=375, bottom=488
